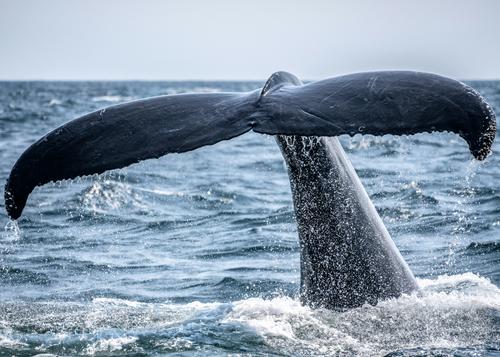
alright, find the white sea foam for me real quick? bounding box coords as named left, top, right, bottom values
left=0, top=273, right=498, bottom=356
left=0, top=335, right=28, bottom=348
left=2, top=220, right=21, bottom=241
left=82, top=180, right=148, bottom=213
left=84, top=336, right=138, bottom=354
left=91, top=95, right=133, bottom=103
left=93, top=297, right=145, bottom=308
left=220, top=273, right=500, bottom=355
left=48, top=99, right=62, bottom=106
left=137, top=187, right=185, bottom=197
left=191, top=86, right=221, bottom=93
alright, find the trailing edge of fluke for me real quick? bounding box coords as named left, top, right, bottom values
left=4, top=71, right=497, bottom=220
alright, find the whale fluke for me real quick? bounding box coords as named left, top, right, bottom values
left=256, top=71, right=496, bottom=160
left=4, top=71, right=496, bottom=219
left=4, top=92, right=264, bottom=219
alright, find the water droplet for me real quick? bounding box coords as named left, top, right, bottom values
left=3, top=220, right=21, bottom=241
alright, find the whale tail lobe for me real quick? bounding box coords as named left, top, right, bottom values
left=5, top=71, right=496, bottom=219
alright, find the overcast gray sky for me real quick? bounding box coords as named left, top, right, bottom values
left=1, top=0, right=499, bottom=80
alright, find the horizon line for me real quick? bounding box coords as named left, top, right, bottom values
left=1, top=76, right=500, bottom=82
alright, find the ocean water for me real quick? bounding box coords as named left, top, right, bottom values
left=0, top=80, right=499, bottom=356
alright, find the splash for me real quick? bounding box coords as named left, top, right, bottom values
left=81, top=179, right=148, bottom=214
left=84, top=336, right=138, bottom=354
left=2, top=220, right=21, bottom=241
left=448, top=159, right=483, bottom=266
left=0, top=273, right=497, bottom=356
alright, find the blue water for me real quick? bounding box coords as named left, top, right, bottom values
left=0, top=80, right=499, bottom=356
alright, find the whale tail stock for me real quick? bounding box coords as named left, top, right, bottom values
left=5, top=71, right=496, bottom=219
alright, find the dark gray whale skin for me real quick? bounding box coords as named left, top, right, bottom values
left=270, top=73, right=417, bottom=308
left=4, top=71, right=496, bottom=309
left=277, top=135, right=418, bottom=308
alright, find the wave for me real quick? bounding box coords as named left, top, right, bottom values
left=191, top=86, right=222, bottom=93
left=196, top=243, right=297, bottom=259
left=0, top=273, right=498, bottom=356
left=91, top=95, right=134, bottom=103
left=465, top=241, right=500, bottom=254
left=0, top=266, right=51, bottom=285
left=80, top=180, right=149, bottom=214
left=48, top=98, right=62, bottom=106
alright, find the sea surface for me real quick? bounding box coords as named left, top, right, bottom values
left=0, top=80, right=499, bottom=356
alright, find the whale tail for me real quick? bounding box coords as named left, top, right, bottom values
left=255, top=71, right=496, bottom=161
left=5, top=71, right=496, bottom=219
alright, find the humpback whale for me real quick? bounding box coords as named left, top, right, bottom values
left=4, top=71, right=496, bottom=309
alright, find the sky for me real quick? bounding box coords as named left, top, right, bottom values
left=1, top=0, right=499, bottom=80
